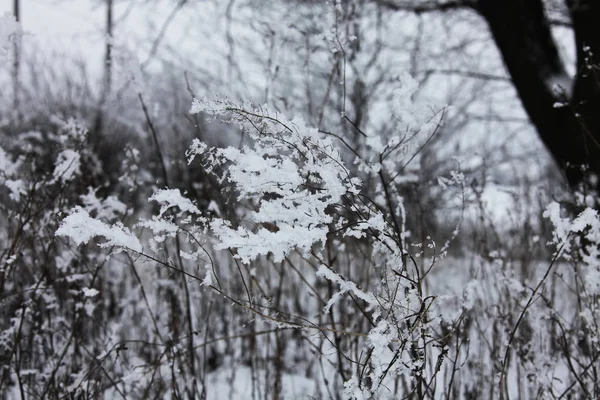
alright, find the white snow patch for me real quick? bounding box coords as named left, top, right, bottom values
left=51, top=149, right=81, bottom=183
left=82, top=287, right=99, bottom=298
left=149, top=189, right=201, bottom=217
left=56, top=207, right=142, bottom=252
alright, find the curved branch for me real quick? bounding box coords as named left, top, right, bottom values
left=374, top=0, right=476, bottom=13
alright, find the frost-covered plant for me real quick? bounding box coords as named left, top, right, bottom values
left=542, top=203, right=600, bottom=390
left=452, top=201, right=600, bottom=400
left=56, top=74, right=464, bottom=398
left=187, top=98, right=362, bottom=263
left=42, top=71, right=600, bottom=399
left=185, top=93, right=467, bottom=399
left=0, top=118, right=139, bottom=398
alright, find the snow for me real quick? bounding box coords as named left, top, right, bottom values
left=51, top=149, right=81, bottom=184
left=0, top=146, right=19, bottom=176
left=211, top=219, right=327, bottom=264
left=148, top=188, right=201, bottom=217
left=316, top=264, right=377, bottom=313
left=80, top=188, right=127, bottom=221
left=82, top=287, right=99, bottom=298
left=4, top=179, right=24, bottom=201
left=585, top=269, right=600, bottom=296
left=56, top=207, right=143, bottom=253
left=0, top=147, right=25, bottom=201
left=189, top=99, right=361, bottom=264
left=2, top=1, right=596, bottom=398
left=137, top=216, right=179, bottom=236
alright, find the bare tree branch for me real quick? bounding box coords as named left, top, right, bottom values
left=374, top=0, right=476, bottom=13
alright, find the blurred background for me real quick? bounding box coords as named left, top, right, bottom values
left=1, top=1, right=593, bottom=399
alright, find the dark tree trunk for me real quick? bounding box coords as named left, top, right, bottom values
left=12, top=0, right=20, bottom=115
left=93, top=0, right=114, bottom=136
left=566, top=0, right=600, bottom=187
left=104, top=0, right=113, bottom=95
left=477, top=0, right=600, bottom=194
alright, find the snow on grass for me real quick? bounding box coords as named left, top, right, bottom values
left=56, top=207, right=142, bottom=253
left=149, top=188, right=201, bottom=217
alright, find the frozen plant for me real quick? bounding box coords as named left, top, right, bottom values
left=56, top=80, right=462, bottom=398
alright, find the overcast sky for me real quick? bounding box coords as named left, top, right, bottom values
left=0, top=0, right=183, bottom=77
left=2, top=1, right=104, bottom=59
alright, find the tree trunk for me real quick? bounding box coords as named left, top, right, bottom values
left=566, top=0, right=600, bottom=189
left=12, top=0, right=20, bottom=115
left=477, top=0, right=600, bottom=194
left=94, top=0, right=113, bottom=136
left=104, top=0, right=113, bottom=95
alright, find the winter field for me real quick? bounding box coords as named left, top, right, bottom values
left=1, top=1, right=599, bottom=399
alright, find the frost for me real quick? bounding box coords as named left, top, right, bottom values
left=343, top=377, right=370, bottom=400
left=56, top=207, right=142, bottom=253
left=202, top=264, right=213, bottom=287
left=149, top=189, right=201, bottom=217
left=81, top=188, right=127, bottom=221
left=316, top=265, right=377, bottom=313
left=186, top=138, right=208, bottom=164
left=368, top=320, right=396, bottom=378
left=138, top=216, right=179, bottom=236
left=0, top=146, right=19, bottom=176
left=545, top=202, right=600, bottom=259
left=544, top=202, right=569, bottom=245
left=585, top=269, right=600, bottom=295
left=190, top=99, right=360, bottom=263
left=53, top=117, right=88, bottom=142
left=137, top=216, right=180, bottom=246
left=4, top=179, right=24, bottom=201
left=219, top=147, right=304, bottom=198
left=546, top=203, right=600, bottom=305
left=82, top=287, right=99, bottom=298
left=51, top=149, right=81, bottom=184
left=212, top=220, right=325, bottom=264
left=207, top=200, right=221, bottom=216
left=84, top=302, right=96, bottom=317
